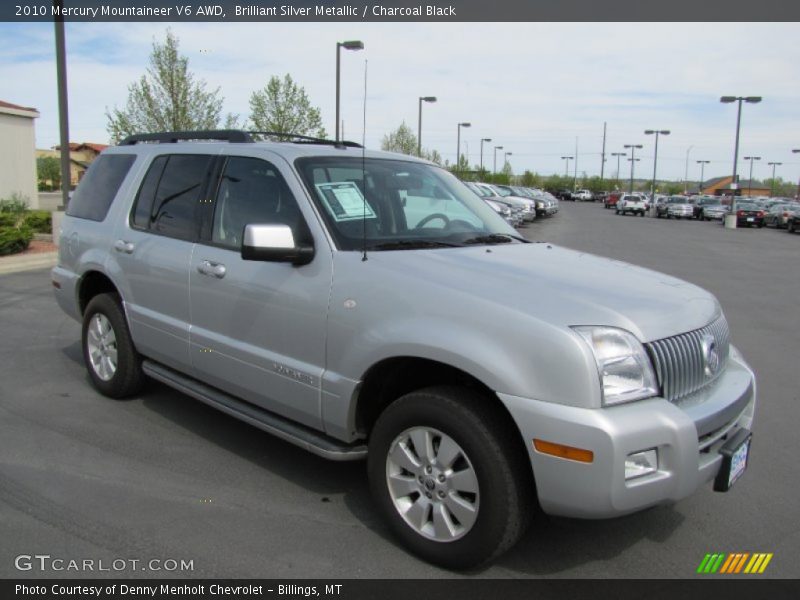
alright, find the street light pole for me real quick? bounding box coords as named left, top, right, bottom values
left=767, top=161, right=782, bottom=197
left=720, top=95, right=762, bottom=225
left=456, top=122, right=471, bottom=174
left=645, top=129, right=670, bottom=198
left=417, top=96, right=436, bottom=156
left=611, top=152, right=626, bottom=180
left=335, top=40, right=364, bottom=142
left=479, top=138, right=491, bottom=173
left=793, top=149, right=800, bottom=200
left=624, top=144, right=643, bottom=194
left=696, top=160, right=710, bottom=193
left=493, top=146, right=503, bottom=175
left=743, top=156, right=761, bottom=197
left=684, top=145, right=694, bottom=193
left=561, top=156, right=573, bottom=177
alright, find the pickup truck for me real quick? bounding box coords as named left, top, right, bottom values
left=573, top=189, right=593, bottom=202
left=616, top=194, right=647, bottom=216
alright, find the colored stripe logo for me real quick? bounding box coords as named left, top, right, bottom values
left=697, top=553, right=773, bottom=574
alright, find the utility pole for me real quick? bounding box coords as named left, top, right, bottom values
left=600, top=122, right=607, bottom=181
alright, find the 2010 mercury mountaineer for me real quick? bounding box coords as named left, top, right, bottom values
left=52, top=130, right=756, bottom=569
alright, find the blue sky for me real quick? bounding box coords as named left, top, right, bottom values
left=2, top=21, right=799, bottom=182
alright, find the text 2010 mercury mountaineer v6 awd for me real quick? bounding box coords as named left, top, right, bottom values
left=52, top=131, right=756, bottom=569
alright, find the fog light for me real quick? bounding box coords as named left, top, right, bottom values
left=625, top=449, right=658, bottom=480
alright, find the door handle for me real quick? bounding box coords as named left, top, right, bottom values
left=113, top=240, right=135, bottom=254
left=197, top=260, right=227, bottom=279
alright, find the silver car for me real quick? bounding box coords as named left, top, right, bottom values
left=52, top=131, right=756, bottom=569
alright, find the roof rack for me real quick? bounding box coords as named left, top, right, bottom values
left=118, top=129, right=363, bottom=148
left=248, top=131, right=362, bottom=148
left=119, top=130, right=251, bottom=145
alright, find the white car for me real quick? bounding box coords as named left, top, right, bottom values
left=616, top=194, right=647, bottom=216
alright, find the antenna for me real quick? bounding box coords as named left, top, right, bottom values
left=361, top=59, right=368, bottom=262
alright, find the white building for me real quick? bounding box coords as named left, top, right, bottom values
left=0, top=100, right=40, bottom=209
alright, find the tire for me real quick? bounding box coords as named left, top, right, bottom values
left=368, top=386, right=534, bottom=570
left=615, top=209, right=620, bottom=215
left=789, top=220, right=795, bottom=233
left=81, top=293, right=145, bottom=399
left=639, top=211, right=645, bottom=217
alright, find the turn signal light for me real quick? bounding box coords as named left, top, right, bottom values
left=533, top=439, right=594, bottom=463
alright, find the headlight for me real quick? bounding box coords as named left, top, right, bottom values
left=572, top=326, right=658, bottom=406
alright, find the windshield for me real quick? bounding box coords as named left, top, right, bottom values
left=295, top=157, right=523, bottom=250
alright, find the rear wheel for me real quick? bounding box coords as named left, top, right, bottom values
left=368, top=386, right=534, bottom=569
left=82, top=293, right=145, bottom=398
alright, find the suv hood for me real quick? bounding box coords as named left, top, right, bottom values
left=359, top=243, right=719, bottom=343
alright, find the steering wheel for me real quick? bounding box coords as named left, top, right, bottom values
left=415, top=213, right=450, bottom=229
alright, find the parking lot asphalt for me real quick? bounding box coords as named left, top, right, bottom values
left=1, top=201, right=798, bottom=579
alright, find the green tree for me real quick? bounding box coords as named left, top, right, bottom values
left=249, top=74, right=326, bottom=139
left=519, top=170, right=541, bottom=188
left=106, top=29, right=236, bottom=143
left=381, top=121, right=418, bottom=155
left=36, top=156, right=61, bottom=190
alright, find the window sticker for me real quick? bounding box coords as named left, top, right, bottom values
left=315, top=181, right=376, bottom=222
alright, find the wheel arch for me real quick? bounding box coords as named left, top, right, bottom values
left=77, top=270, right=121, bottom=316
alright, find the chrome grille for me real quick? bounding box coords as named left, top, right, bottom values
left=646, top=315, right=730, bottom=403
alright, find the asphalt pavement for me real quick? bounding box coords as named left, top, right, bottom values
left=1, top=201, right=798, bottom=578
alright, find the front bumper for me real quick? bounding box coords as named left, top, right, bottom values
left=668, top=207, right=694, bottom=217
left=497, top=346, right=756, bottom=518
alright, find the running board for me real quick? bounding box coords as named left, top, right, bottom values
left=142, top=360, right=367, bottom=461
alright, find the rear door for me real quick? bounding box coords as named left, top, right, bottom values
left=111, top=153, right=215, bottom=372
left=188, top=154, right=332, bottom=429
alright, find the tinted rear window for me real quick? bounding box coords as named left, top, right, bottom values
left=66, top=154, right=136, bottom=221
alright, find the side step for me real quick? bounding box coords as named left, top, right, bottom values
left=142, top=360, right=367, bottom=461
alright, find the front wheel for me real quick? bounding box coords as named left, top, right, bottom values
left=368, top=386, right=533, bottom=569
left=82, top=293, right=145, bottom=398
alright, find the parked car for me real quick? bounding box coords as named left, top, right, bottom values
left=604, top=191, right=622, bottom=210
left=572, top=189, right=593, bottom=202
left=764, top=203, right=800, bottom=229
left=481, top=184, right=535, bottom=223
left=693, top=196, right=722, bottom=220
left=657, top=196, right=694, bottom=219
left=556, top=189, right=573, bottom=201
left=512, top=186, right=558, bottom=217
left=465, top=182, right=523, bottom=227
left=616, top=194, right=647, bottom=216
left=492, top=184, right=538, bottom=222
left=703, top=203, right=730, bottom=221
left=52, top=130, right=757, bottom=569
left=734, top=203, right=765, bottom=228
left=787, top=212, right=800, bottom=233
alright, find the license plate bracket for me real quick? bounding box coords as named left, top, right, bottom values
left=714, top=428, right=752, bottom=492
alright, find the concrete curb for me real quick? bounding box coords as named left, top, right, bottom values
left=0, top=252, right=57, bottom=276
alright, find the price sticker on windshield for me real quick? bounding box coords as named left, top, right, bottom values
left=316, top=182, right=376, bottom=222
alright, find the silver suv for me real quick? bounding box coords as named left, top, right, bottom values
left=52, top=131, right=756, bottom=569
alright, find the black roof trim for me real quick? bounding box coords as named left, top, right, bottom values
left=118, top=130, right=364, bottom=149
left=248, top=131, right=362, bottom=148
left=119, top=130, right=252, bottom=145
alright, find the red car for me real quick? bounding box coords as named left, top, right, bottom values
left=604, top=192, right=622, bottom=209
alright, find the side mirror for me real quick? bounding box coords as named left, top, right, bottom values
left=241, top=224, right=314, bottom=266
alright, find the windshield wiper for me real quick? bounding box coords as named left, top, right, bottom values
left=462, top=233, right=528, bottom=245
left=369, top=240, right=462, bottom=250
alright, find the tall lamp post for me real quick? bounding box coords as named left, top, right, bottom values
left=493, top=145, right=503, bottom=175
left=767, top=161, right=782, bottom=197
left=456, top=122, right=471, bottom=173
left=561, top=156, right=573, bottom=177
left=743, top=156, right=761, bottom=197
left=479, top=138, right=492, bottom=172
left=684, top=145, right=694, bottom=193
left=417, top=96, right=436, bottom=156
left=720, top=95, right=762, bottom=226
left=335, top=40, right=364, bottom=142
left=793, top=149, right=800, bottom=199
left=611, top=152, right=626, bottom=181
left=696, top=160, right=710, bottom=193
left=624, top=144, right=643, bottom=194
left=503, top=152, right=513, bottom=175
left=644, top=130, right=670, bottom=198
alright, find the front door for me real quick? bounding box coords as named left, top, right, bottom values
left=188, top=155, right=331, bottom=429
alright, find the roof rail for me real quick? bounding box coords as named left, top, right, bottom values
left=248, top=131, right=362, bottom=148
left=119, top=130, right=252, bottom=145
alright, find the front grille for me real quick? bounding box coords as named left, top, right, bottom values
left=646, top=315, right=730, bottom=403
